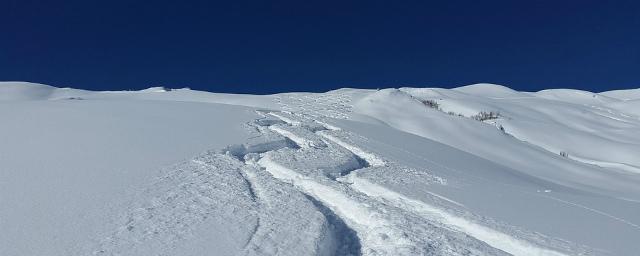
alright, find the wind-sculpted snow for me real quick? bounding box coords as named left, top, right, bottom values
left=92, top=147, right=339, bottom=256
left=93, top=153, right=259, bottom=255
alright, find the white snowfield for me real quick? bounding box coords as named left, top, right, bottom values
left=1, top=82, right=640, bottom=256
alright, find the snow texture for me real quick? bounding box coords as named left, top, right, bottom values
left=2, top=81, right=640, bottom=255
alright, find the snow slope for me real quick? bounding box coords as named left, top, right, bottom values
left=399, top=86, right=640, bottom=175
left=1, top=81, right=639, bottom=255
left=0, top=96, right=261, bottom=255
left=599, top=88, right=640, bottom=100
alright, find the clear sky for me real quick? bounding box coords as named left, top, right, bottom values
left=1, top=0, right=639, bottom=93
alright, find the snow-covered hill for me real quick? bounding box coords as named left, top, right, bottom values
left=1, top=82, right=639, bottom=255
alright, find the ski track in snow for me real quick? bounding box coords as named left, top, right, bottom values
left=91, top=116, right=343, bottom=256
left=92, top=93, right=578, bottom=255
left=346, top=175, right=567, bottom=256
left=316, top=131, right=386, bottom=167
left=253, top=109, right=571, bottom=255
left=539, top=194, right=640, bottom=230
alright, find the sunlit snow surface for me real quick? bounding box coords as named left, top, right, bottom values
left=1, top=82, right=639, bottom=255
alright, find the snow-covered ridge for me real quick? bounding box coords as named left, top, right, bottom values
left=0, top=81, right=279, bottom=108
left=2, top=81, right=640, bottom=255
left=599, top=88, right=640, bottom=100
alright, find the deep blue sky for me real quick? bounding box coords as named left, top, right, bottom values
left=1, top=0, right=639, bottom=93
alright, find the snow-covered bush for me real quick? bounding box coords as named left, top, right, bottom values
left=419, top=99, right=440, bottom=110
left=472, top=111, right=501, bottom=121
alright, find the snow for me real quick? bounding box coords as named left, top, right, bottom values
left=453, top=83, right=522, bottom=98
left=317, top=130, right=386, bottom=167
left=535, top=89, right=619, bottom=105
left=346, top=175, right=566, bottom=256
left=599, top=88, right=640, bottom=100
left=0, top=98, right=259, bottom=255
left=2, top=81, right=640, bottom=255
left=606, top=99, right=640, bottom=117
